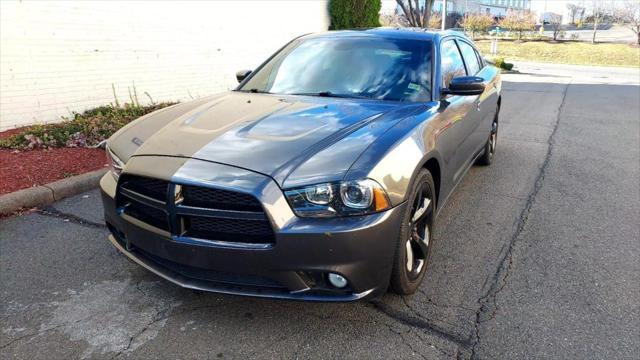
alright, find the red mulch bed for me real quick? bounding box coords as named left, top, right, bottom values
left=0, top=127, right=28, bottom=139
left=0, top=147, right=108, bottom=195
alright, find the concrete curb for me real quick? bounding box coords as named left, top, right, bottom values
left=0, top=168, right=107, bottom=215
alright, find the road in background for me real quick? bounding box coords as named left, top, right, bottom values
left=1, top=63, right=638, bottom=359
left=541, top=24, right=637, bottom=43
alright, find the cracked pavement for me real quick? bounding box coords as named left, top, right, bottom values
left=1, top=62, right=639, bottom=359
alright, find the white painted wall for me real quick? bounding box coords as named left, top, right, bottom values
left=0, top=0, right=330, bottom=130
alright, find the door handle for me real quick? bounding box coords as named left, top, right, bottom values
left=476, top=100, right=481, bottom=111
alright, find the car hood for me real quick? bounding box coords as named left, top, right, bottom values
left=112, top=92, right=421, bottom=188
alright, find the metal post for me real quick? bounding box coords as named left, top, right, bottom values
left=441, top=0, right=447, bottom=30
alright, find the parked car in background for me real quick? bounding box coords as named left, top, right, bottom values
left=102, top=28, right=501, bottom=301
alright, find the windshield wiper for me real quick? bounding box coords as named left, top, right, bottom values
left=289, top=91, right=370, bottom=99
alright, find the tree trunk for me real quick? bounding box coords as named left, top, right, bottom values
left=397, top=0, right=416, bottom=27
left=637, top=31, right=640, bottom=46
left=592, top=16, right=598, bottom=43
left=412, top=0, right=422, bottom=27
left=422, top=0, right=432, bottom=29
left=408, top=0, right=421, bottom=27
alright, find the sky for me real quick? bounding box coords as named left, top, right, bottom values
left=530, top=0, right=578, bottom=15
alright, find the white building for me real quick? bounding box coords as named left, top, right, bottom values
left=0, top=1, right=330, bottom=130
left=470, top=0, right=532, bottom=17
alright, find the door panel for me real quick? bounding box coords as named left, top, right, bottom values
left=475, top=66, right=499, bottom=148
left=439, top=39, right=476, bottom=183
left=457, top=40, right=488, bottom=163
left=434, top=96, right=476, bottom=184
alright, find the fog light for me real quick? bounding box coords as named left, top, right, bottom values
left=328, top=273, right=348, bottom=288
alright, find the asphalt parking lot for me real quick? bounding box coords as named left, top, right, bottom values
left=1, top=62, right=639, bottom=359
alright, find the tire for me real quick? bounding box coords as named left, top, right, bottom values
left=389, top=169, right=436, bottom=295
left=477, top=106, right=499, bottom=166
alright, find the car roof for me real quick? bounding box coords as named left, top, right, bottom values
left=302, top=27, right=468, bottom=43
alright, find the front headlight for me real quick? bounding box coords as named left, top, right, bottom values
left=284, top=179, right=391, bottom=218
left=106, top=145, right=124, bottom=180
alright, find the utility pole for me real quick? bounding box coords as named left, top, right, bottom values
left=441, top=0, right=447, bottom=30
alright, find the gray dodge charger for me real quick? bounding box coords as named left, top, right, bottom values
left=102, top=28, right=501, bottom=301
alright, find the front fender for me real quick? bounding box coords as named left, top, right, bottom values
left=345, top=104, right=442, bottom=206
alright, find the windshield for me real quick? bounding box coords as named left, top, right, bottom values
left=239, top=36, right=432, bottom=102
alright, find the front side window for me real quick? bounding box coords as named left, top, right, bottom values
left=457, top=41, right=481, bottom=75
left=239, top=36, right=432, bottom=102
left=440, top=40, right=466, bottom=88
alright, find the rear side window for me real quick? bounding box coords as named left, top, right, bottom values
left=441, top=40, right=466, bottom=88
left=457, top=41, right=481, bottom=75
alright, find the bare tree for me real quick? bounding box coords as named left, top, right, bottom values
left=567, top=3, right=578, bottom=24
left=589, top=0, right=607, bottom=43
left=575, top=5, right=586, bottom=26
left=396, top=0, right=435, bottom=28
left=460, top=13, right=495, bottom=40
left=587, top=0, right=624, bottom=43
left=620, top=0, right=640, bottom=45
left=549, top=13, right=563, bottom=40
left=500, top=10, right=536, bottom=41
left=567, top=3, right=587, bottom=25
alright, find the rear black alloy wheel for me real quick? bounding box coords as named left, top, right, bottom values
left=390, top=169, right=435, bottom=295
left=477, top=106, right=499, bottom=166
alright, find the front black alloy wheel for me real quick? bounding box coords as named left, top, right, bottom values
left=389, top=169, right=435, bottom=295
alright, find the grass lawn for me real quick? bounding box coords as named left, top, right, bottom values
left=475, top=40, right=640, bottom=68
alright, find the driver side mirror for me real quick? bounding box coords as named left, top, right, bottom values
left=236, top=69, right=252, bottom=83
left=442, top=76, right=485, bottom=96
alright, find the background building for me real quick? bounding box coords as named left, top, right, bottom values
left=382, top=0, right=532, bottom=17
left=0, top=1, right=329, bottom=130
left=472, top=0, right=531, bottom=17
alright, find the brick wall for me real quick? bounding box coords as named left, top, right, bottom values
left=0, top=1, right=330, bottom=130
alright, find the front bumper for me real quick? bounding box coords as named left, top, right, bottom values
left=101, top=158, right=406, bottom=302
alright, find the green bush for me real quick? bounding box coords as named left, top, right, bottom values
left=0, top=102, right=177, bottom=150
left=492, top=57, right=514, bottom=71
left=501, top=62, right=514, bottom=71
left=328, top=0, right=381, bottom=30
